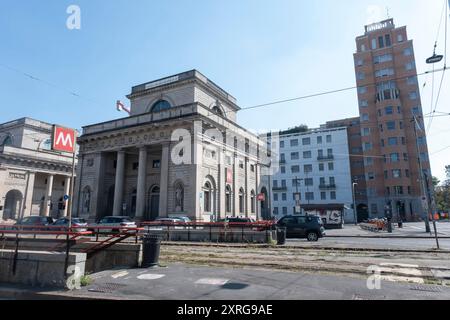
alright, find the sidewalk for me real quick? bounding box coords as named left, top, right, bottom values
left=327, top=222, right=450, bottom=238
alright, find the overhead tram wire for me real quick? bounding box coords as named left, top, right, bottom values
left=0, top=61, right=446, bottom=119
left=426, top=0, right=448, bottom=134
left=0, top=63, right=107, bottom=109
left=1, top=62, right=448, bottom=139
left=206, top=67, right=446, bottom=117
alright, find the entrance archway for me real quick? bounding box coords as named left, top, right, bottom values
left=147, top=185, right=160, bottom=221
left=357, top=204, right=369, bottom=222
left=3, top=190, right=23, bottom=220
left=102, top=185, right=115, bottom=219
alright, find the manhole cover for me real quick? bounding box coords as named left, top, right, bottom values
left=409, top=285, right=443, bottom=293
left=88, top=283, right=127, bottom=293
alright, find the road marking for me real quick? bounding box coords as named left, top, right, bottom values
left=379, top=267, right=422, bottom=277
left=380, top=275, right=424, bottom=284
left=111, top=271, right=129, bottom=279
left=380, top=263, right=419, bottom=268
left=195, top=278, right=229, bottom=285
left=137, top=274, right=165, bottom=280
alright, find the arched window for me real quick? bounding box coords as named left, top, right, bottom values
left=225, top=185, right=232, bottom=213
left=151, top=100, right=171, bottom=113
left=204, top=182, right=212, bottom=213
left=40, top=138, right=52, bottom=151
left=174, top=183, right=184, bottom=212
left=239, top=188, right=245, bottom=214
left=1, top=134, right=13, bottom=146
left=250, top=190, right=256, bottom=214
left=212, top=106, right=224, bottom=117
left=82, top=186, right=91, bottom=214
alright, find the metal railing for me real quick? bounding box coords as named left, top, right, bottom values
left=139, top=221, right=276, bottom=242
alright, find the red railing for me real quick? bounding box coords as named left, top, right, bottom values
left=139, top=220, right=276, bottom=242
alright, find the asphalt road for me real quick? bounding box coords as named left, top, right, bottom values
left=56, top=263, right=450, bottom=300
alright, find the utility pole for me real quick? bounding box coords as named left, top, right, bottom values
left=412, top=116, right=431, bottom=233
left=352, top=182, right=358, bottom=225
left=425, top=172, right=440, bottom=249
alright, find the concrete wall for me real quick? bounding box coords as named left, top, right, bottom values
left=0, top=249, right=86, bottom=288
left=0, top=239, right=142, bottom=274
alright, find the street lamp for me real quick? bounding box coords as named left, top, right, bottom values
left=352, top=182, right=358, bottom=225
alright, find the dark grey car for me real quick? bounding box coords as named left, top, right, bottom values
left=277, top=215, right=326, bottom=241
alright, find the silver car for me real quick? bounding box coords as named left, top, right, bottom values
left=89, top=216, right=137, bottom=233
left=53, top=217, right=88, bottom=232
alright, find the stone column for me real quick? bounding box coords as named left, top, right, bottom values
left=218, top=161, right=225, bottom=221
left=159, top=143, right=170, bottom=217
left=62, top=176, right=71, bottom=217
left=135, top=146, right=148, bottom=219
left=22, top=171, right=35, bottom=218
left=113, top=150, right=126, bottom=216
left=245, top=158, right=249, bottom=218
left=43, top=174, right=54, bottom=217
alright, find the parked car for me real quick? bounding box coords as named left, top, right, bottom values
left=53, top=217, right=88, bottom=232
left=147, top=217, right=187, bottom=230
left=89, top=216, right=137, bottom=233
left=277, top=215, right=326, bottom=241
left=175, top=216, right=192, bottom=223
left=14, top=216, right=54, bottom=230
left=218, top=217, right=256, bottom=224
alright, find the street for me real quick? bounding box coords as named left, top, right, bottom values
left=33, top=263, right=450, bottom=300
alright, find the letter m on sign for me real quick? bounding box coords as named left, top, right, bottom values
left=53, top=126, right=76, bottom=153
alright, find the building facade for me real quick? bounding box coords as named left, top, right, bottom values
left=73, top=70, right=270, bottom=222
left=268, top=126, right=355, bottom=223
left=0, top=118, right=75, bottom=221
left=353, top=18, right=431, bottom=221
left=325, top=117, right=369, bottom=222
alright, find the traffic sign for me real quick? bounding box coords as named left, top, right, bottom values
left=53, top=126, right=76, bottom=153
left=426, top=54, right=443, bottom=64
left=63, top=195, right=70, bottom=201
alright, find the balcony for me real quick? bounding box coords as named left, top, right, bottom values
left=319, top=184, right=337, bottom=190
left=272, top=186, right=288, bottom=191
left=317, top=155, right=334, bottom=161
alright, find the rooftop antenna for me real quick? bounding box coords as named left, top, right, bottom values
left=386, top=6, right=391, bottom=19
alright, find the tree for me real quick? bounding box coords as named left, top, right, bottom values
left=434, top=167, right=450, bottom=212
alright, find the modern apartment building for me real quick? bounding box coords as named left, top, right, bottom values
left=269, top=126, right=355, bottom=224
left=324, top=117, right=369, bottom=221
left=352, top=18, right=431, bottom=221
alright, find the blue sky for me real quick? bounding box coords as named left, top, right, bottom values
left=0, top=0, right=449, bottom=180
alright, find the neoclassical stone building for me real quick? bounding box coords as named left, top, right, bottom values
left=73, top=70, right=271, bottom=222
left=0, top=118, right=75, bottom=221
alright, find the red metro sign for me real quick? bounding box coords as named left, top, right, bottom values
left=52, top=126, right=76, bottom=153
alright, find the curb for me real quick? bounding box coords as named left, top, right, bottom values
left=325, top=235, right=450, bottom=239
left=0, top=285, right=109, bottom=300
left=161, top=241, right=450, bottom=254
